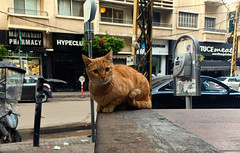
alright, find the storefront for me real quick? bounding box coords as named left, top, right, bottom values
left=152, top=39, right=169, bottom=76
left=0, top=30, right=44, bottom=75
left=50, top=32, right=85, bottom=91
left=199, top=42, right=232, bottom=77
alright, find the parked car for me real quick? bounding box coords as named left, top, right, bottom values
left=21, top=75, right=52, bottom=102
left=44, top=78, right=67, bottom=92
left=152, top=75, right=240, bottom=109
left=217, top=76, right=240, bottom=91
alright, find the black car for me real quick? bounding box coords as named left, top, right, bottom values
left=152, top=75, right=240, bottom=109
left=21, top=75, right=52, bottom=102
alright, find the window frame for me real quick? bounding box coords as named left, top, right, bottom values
left=100, top=6, right=125, bottom=24
left=13, top=0, right=41, bottom=15
left=178, top=11, right=198, bottom=28
left=57, top=0, right=84, bottom=17
left=205, top=17, right=216, bottom=29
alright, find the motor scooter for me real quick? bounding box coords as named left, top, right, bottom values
left=0, top=61, right=25, bottom=143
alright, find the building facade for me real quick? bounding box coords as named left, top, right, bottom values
left=0, top=0, right=230, bottom=90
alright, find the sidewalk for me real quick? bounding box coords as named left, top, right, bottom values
left=0, top=136, right=94, bottom=153
left=2, top=91, right=96, bottom=153
left=51, top=91, right=90, bottom=101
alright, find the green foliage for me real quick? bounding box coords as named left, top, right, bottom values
left=0, top=44, right=7, bottom=61
left=82, top=34, right=126, bottom=58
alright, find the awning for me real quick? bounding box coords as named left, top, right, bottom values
left=112, top=55, right=128, bottom=59
left=201, top=60, right=230, bottom=71
left=6, top=46, right=46, bottom=53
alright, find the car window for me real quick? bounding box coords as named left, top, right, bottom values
left=228, top=78, right=237, bottom=82
left=24, top=77, right=36, bottom=83
left=202, top=80, right=227, bottom=93
left=158, top=81, right=173, bottom=91
left=217, top=77, right=227, bottom=81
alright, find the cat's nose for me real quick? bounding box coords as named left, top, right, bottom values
left=100, top=76, right=105, bottom=80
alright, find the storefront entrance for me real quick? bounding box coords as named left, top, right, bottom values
left=51, top=33, right=86, bottom=91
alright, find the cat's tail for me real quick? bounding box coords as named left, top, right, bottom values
left=128, top=89, right=152, bottom=109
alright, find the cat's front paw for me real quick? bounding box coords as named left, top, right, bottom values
left=97, top=105, right=103, bottom=113
left=129, top=89, right=141, bottom=99
left=102, top=106, right=114, bottom=113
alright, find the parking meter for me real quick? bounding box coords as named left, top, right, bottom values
left=173, top=53, right=192, bottom=78
left=173, top=35, right=201, bottom=109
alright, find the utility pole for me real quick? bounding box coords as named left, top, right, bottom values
left=230, top=0, right=239, bottom=77
left=132, top=0, right=153, bottom=87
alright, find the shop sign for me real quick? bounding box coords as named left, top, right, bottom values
left=199, top=42, right=232, bottom=57
left=52, top=33, right=84, bottom=52
left=152, top=40, right=168, bottom=55
left=8, top=30, right=43, bottom=47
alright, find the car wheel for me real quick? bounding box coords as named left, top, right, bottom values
left=42, top=91, right=49, bottom=102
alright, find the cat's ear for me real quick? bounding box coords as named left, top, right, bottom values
left=82, top=54, right=92, bottom=66
left=105, top=50, right=113, bottom=61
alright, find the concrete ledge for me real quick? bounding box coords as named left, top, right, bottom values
left=95, top=109, right=219, bottom=153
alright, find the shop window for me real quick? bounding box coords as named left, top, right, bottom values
left=3, top=52, right=41, bottom=76
left=14, top=0, right=41, bottom=15
left=178, top=12, right=198, bottom=28
left=101, top=7, right=124, bottom=23
left=58, top=0, right=84, bottom=17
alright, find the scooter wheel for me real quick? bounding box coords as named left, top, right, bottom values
left=0, top=129, right=22, bottom=143
left=11, top=129, right=22, bottom=142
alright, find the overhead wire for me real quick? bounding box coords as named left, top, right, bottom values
left=0, top=1, right=235, bottom=37
left=221, top=0, right=231, bottom=12
left=0, top=10, right=80, bottom=34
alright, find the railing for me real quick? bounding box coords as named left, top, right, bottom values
left=100, top=17, right=172, bottom=28
left=8, top=8, right=48, bottom=17
left=204, top=28, right=226, bottom=33
left=100, top=17, right=133, bottom=24
left=153, top=22, right=172, bottom=28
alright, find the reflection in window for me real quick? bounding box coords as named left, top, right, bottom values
left=203, top=80, right=226, bottom=93
left=101, top=7, right=124, bottom=23
left=159, top=81, right=173, bottom=91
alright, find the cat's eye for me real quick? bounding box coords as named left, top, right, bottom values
left=93, top=69, right=99, bottom=74
left=105, top=67, right=110, bottom=72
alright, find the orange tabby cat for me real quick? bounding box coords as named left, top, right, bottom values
left=82, top=50, right=152, bottom=113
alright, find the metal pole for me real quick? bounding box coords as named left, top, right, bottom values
left=185, top=96, right=192, bottom=109
left=230, top=0, right=239, bottom=77
left=88, top=21, right=95, bottom=142
left=33, top=77, right=44, bottom=146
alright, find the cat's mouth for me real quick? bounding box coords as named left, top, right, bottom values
left=96, top=77, right=112, bottom=85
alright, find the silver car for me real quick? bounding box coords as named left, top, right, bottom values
left=217, top=77, right=240, bottom=91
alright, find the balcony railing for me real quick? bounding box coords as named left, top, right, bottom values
left=8, top=8, right=48, bottom=17
left=204, top=28, right=226, bottom=33
left=100, top=17, right=172, bottom=28
left=100, top=17, right=133, bottom=24
left=153, top=22, right=172, bottom=28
